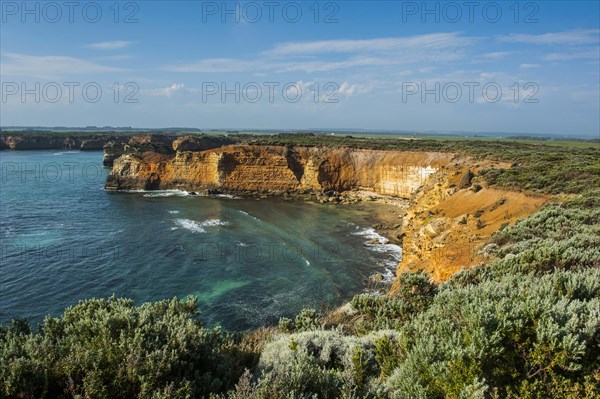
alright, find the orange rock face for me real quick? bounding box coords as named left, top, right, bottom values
left=105, top=145, right=455, bottom=197
left=393, top=161, right=547, bottom=285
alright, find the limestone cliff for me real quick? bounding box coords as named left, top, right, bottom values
left=102, top=134, right=236, bottom=166
left=0, top=134, right=131, bottom=151
left=105, top=145, right=455, bottom=197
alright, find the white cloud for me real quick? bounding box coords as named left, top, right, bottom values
left=482, top=52, right=511, bottom=60
left=279, top=80, right=371, bottom=103
left=543, top=50, right=599, bottom=61
left=145, top=83, right=186, bottom=97
left=167, top=58, right=260, bottom=73
left=265, top=33, right=473, bottom=56
left=497, top=29, right=599, bottom=45
left=166, top=33, right=475, bottom=75
left=274, top=56, right=394, bottom=73
left=169, top=50, right=465, bottom=74
left=95, top=55, right=134, bottom=61
left=337, top=82, right=372, bottom=96
left=86, top=41, right=133, bottom=50
left=520, top=63, right=540, bottom=69
left=0, top=52, right=126, bottom=78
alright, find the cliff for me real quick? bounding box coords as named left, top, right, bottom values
left=105, top=145, right=455, bottom=198
left=0, top=134, right=132, bottom=151
left=102, top=134, right=236, bottom=166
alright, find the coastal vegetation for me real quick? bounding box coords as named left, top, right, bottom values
left=1, top=134, right=599, bottom=398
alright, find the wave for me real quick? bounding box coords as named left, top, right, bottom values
left=143, top=190, right=191, bottom=197
left=352, top=226, right=403, bottom=285
left=353, top=227, right=402, bottom=261
left=173, top=218, right=230, bottom=233
left=168, top=210, right=180, bottom=214
left=238, top=210, right=260, bottom=221
left=202, top=219, right=230, bottom=227
left=174, top=219, right=206, bottom=233
left=214, top=193, right=240, bottom=199
left=52, top=151, right=79, bottom=155
left=117, top=189, right=192, bottom=197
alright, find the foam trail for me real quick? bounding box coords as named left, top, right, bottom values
left=238, top=210, right=260, bottom=221
left=173, top=218, right=229, bottom=233
left=143, top=190, right=190, bottom=197
left=174, top=219, right=206, bottom=233
left=352, top=226, right=403, bottom=287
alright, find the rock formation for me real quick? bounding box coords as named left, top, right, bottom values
left=0, top=134, right=131, bottom=152
left=105, top=144, right=455, bottom=198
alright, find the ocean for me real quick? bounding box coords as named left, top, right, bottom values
left=0, top=151, right=401, bottom=330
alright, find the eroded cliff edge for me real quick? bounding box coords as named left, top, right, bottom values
left=105, top=143, right=546, bottom=282
left=105, top=145, right=456, bottom=198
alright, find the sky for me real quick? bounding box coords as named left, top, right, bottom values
left=1, top=1, right=599, bottom=137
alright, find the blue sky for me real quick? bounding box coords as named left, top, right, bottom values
left=1, top=1, right=599, bottom=137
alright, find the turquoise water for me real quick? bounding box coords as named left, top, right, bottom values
left=0, top=151, right=400, bottom=330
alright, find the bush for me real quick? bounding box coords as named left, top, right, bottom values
left=256, top=329, right=403, bottom=398
left=249, top=190, right=600, bottom=399
left=387, top=270, right=600, bottom=399
left=458, top=170, right=475, bottom=189
left=0, top=296, right=255, bottom=398
left=277, top=308, right=323, bottom=334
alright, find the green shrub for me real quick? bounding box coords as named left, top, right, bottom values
left=277, top=308, right=323, bottom=334
left=0, top=296, right=255, bottom=398
left=387, top=270, right=600, bottom=399
left=374, top=336, right=401, bottom=379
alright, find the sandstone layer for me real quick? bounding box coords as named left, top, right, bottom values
left=105, top=145, right=455, bottom=198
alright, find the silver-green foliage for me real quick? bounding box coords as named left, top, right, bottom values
left=0, top=296, right=252, bottom=399
left=254, top=329, right=403, bottom=398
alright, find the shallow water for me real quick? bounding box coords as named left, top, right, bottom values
left=0, top=151, right=401, bottom=330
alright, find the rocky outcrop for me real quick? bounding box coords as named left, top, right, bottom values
left=2, top=135, right=81, bottom=150
left=80, top=139, right=109, bottom=151
left=103, top=141, right=129, bottom=167
left=102, top=134, right=175, bottom=167
left=0, top=134, right=130, bottom=151
left=0, top=132, right=233, bottom=158
left=393, top=162, right=546, bottom=284
left=172, top=135, right=236, bottom=152
left=105, top=145, right=455, bottom=197
left=101, top=135, right=234, bottom=167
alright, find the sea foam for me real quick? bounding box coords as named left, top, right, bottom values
left=143, top=190, right=191, bottom=197
left=174, top=218, right=230, bottom=233
left=352, top=226, right=403, bottom=284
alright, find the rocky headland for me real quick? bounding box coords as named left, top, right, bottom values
left=0, top=133, right=133, bottom=152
